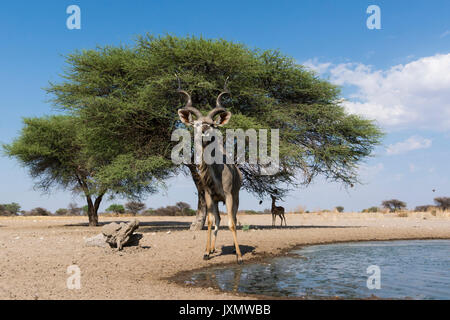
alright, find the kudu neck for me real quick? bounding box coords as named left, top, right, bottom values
left=197, top=130, right=225, bottom=167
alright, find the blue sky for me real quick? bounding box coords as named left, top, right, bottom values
left=1, top=0, right=449, bottom=212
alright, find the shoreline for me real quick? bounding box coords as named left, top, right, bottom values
left=0, top=213, right=449, bottom=299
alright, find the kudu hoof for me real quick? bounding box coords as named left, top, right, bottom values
left=203, top=254, right=210, bottom=261
left=237, top=257, right=244, bottom=265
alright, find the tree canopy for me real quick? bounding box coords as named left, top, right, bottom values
left=434, top=197, right=450, bottom=210
left=382, top=199, right=407, bottom=212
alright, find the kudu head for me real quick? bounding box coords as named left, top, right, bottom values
left=176, top=76, right=231, bottom=137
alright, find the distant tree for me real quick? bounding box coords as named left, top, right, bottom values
left=106, top=204, right=125, bottom=214
left=362, top=206, right=379, bottom=213
left=382, top=199, right=407, bottom=212
left=141, top=208, right=155, bottom=216
left=0, top=204, right=12, bottom=216
left=27, top=207, right=51, bottom=216
left=335, top=206, right=344, bottom=213
left=434, top=197, right=450, bottom=211
left=125, top=201, right=146, bottom=215
left=414, top=205, right=433, bottom=212
left=175, top=202, right=191, bottom=215
left=68, top=203, right=82, bottom=216
left=150, top=204, right=196, bottom=216
left=1, top=203, right=21, bottom=215
left=55, top=208, right=69, bottom=216
left=154, top=206, right=179, bottom=216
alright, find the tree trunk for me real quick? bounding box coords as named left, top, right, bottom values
left=191, top=190, right=207, bottom=230
left=75, top=173, right=105, bottom=227
left=86, top=194, right=103, bottom=227
left=187, top=164, right=207, bottom=230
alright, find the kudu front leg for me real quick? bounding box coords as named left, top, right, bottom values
left=203, top=194, right=218, bottom=260
left=226, top=196, right=243, bottom=264
left=204, top=212, right=213, bottom=260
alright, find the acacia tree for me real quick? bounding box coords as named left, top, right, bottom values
left=434, top=197, right=450, bottom=211
left=46, top=34, right=383, bottom=229
left=3, top=116, right=172, bottom=226
left=106, top=204, right=125, bottom=214
left=125, top=201, right=146, bottom=215
left=382, top=199, right=407, bottom=212
left=3, top=116, right=105, bottom=225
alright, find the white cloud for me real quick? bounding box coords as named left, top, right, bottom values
left=386, top=136, right=432, bottom=155
left=303, top=58, right=331, bottom=74
left=304, top=54, right=450, bottom=130
left=358, top=163, right=384, bottom=181
left=440, top=30, right=450, bottom=38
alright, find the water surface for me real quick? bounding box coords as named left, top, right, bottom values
left=188, top=240, right=450, bottom=299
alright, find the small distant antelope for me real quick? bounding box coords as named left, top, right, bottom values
left=271, top=195, right=287, bottom=227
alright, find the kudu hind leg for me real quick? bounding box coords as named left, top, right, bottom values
left=204, top=212, right=213, bottom=260
left=226, top=195, right=243, bottom=264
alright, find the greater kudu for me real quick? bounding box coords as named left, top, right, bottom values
left=177, top=77, right=244, bottom=263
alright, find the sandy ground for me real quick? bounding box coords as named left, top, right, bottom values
left=0, top=211, right=449, bottom=300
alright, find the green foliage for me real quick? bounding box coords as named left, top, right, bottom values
left=3, top=116, right=83, bottom=192
left=335, top=206, right=344, bottom=213
left=0, top=204, right=14, bottom=216
left=106, top=204, right=125, bottom=214
left=46, top=45, right=175, bottom=200
left=186, top=208, right=197, bottom=216
left=0, top=203, right=21, bottom=215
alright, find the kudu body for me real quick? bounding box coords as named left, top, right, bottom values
left=177, top=78, right=244, bottom=263
left=271, top=195, right=287, bottom=227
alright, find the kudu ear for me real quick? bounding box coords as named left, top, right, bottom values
left=178, top=109, right=193, bottom=126
left=215, top=111, right=231, bottom=126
